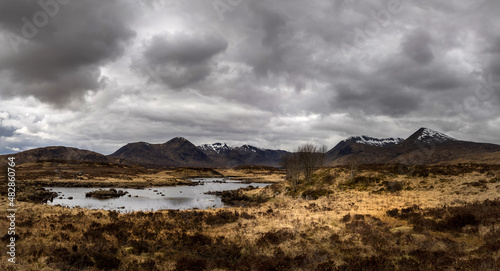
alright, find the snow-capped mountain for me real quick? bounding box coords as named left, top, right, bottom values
left=197, top=143, right=287, bottom=167
left=325, top=127, right=500, bottom=165
left=236, top=145, right=264, bottom=153
left=109, top=138, right=289, bottom=167
left=198, top=142, right=233, bottom=153
left=6, top=127, right=500, bottom=168
left=347, top=135, right=404, bottom=147
left=198, top=143, right=270, bottom=154
left=405, top=128, right=457, bottom=144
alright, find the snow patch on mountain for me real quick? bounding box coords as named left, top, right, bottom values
left=198, top=142, right=233, bottom=153
left=416, top=128, right=456, bottom=143
left=347, top=136, right=404, bottom=147
left=238, top=145, right=264, bottom=153
left=198, top=143, right=271, bottom=153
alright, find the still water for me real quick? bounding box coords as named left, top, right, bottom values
left=46, top=178, right=270, bottom=212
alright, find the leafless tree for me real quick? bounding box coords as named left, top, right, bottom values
left=346, top=155, right=359, bottom=181
left=282, top=144, right=327, bottom=188
left=281, top=152, right=301, bottom=191
left=297, top=144, right=314, bottom=184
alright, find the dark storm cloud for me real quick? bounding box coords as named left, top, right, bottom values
left=245, top=2, right=289, bottom=77
left=144, top=33, right=228, bottom=65
left=225, top=0, right=316, bottom=82
left=0, top=0, right=136, bottom=107
left=333, top=80, right=422, bottom=117
left=479, top=27, right=500, bottom=104
left=2, top=0, right=500, bottom=153
left=0, top=111, right=16, bottom=138
left=380, top=59, right=467, bottom=92
left=402, top=29, right=434, bottom=65
left=485, top=55, right=500, bottom=104
left=486, top=52, right=500, bottom=78
left=133, top=33, right=228, bottom=89
left=0, top=125, right=16, bottom=138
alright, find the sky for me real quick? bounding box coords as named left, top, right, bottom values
left=0, top=0, right=499, bottom=154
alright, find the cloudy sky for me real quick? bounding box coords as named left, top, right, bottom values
left=0, top=0, right=500, bottom=154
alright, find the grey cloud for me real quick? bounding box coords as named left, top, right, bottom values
left=0, top=112, right=16, bottom=138
left=401, top=29, right=435, bottom=65
left=486, top=56, right=500, bottom=104
left=485, top=36, right=500, bottom=55
left=2, top=0, right=500, bottom=153
left=0, top=125, right=16, bottom=138
left=382, top=61, right=467, bottom=91
left=134, top=33, right=228, bottom=89
left=234, top=1, right=304, bottom=78
left=486, top=51, right=500, bottom=74
left=332, top=81, right=422, bottom=117
left=482, top=35, right=500, bottom=103
left=0, top=0, right=136, bottom=107
left=7, top=66, right=103, bottom=106
left=144, top=33, right=228, bottom=65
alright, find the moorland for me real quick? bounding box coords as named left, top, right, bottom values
left=1, top=162, right=500, bottom=270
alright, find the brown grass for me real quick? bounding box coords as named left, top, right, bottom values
left=1, top=163, right=500, bottom=270
left=4, top=162, right=224, bottom=188
left=216, top=167, right=285, bottom=183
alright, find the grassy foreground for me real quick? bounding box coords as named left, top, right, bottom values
left=1, top=164, right=500, bottom=270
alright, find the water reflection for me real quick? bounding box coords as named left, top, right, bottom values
left=46, top=178, right=270, bottom=212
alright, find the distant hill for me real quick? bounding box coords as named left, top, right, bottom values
left=326, top=127, right=500, bottom=165
left=0, top=146, right=108, bottom=165
left=109, top=138, right=289, bottom=168
left=109, top=137, right=213, bottom=167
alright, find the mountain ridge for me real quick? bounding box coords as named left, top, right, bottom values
left=403, top=127, right=457, bottom=144
left=109, top=137, right=213, bottom=167
left=326, top=127, right=500, bottom=165
left=2, top=128, right=500, bottom=167
left=108, top=138, right=289, bottom=168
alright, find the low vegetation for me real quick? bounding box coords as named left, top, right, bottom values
left=206, top=186, right=271, bottom=207
left=281, top=144, right=327, bottom=191
left=85, top=189, right=128, bottom=199
left=1, top=162, right=500, bottom=270
left=216, top=167, right=285, bottom=183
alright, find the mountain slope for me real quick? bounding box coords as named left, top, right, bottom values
left=326, top=128, right=500, bottom=165
left=197, top=143, right=289, bottom=167
left=326, top=134, right=405, bottom=164
left=4, top=128, right=500, bottom=168
left=110, top=139, right=289, bottom=168
left=347, top=136, right=404, bottom=147
left=0, top=146, right=109, bottom=165
left=232, top=145, right=288, bottom=167
left=109, top=137, right=213, bottom=167
left=403, top=127, right=456, bottom=145
left=198, top=143, right=233, bottom=154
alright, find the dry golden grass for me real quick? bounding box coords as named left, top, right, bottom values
left=18, top=165, right=224, bottom=188
left=0, top=164, right=499, bottom=270
left=215, top=168, right=285, bottom=183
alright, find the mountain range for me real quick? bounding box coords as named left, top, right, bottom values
left=3, top=137, right=288, bottom=168
left=3, top=128, right=500, bottom=167
left=108, top=137, right=288, bottom=167
left=325, top=128, right=500, bottom=165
